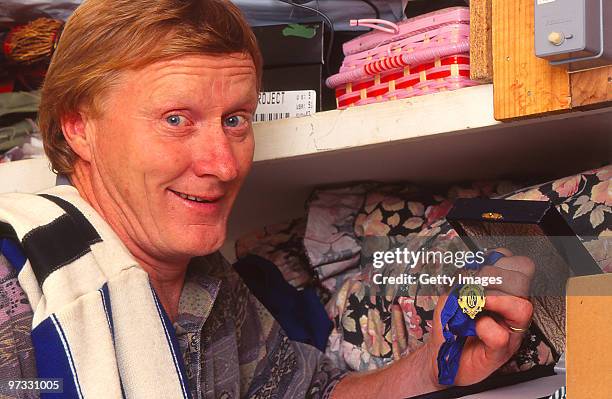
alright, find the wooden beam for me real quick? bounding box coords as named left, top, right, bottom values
left=567, top=274, right=612, bottom=399
left=469, top=0, right=493, bottom=83
left=571, top=66, right=612, bottom=108
left=492, top=0, right=571, bottom=121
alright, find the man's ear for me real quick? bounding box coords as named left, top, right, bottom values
left=60, top=111, right=93, bottom=163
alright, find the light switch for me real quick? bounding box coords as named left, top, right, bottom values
left=535, top=0, right=611, bottom=70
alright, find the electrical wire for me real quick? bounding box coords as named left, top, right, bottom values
left=360, top=0, right=380, bottom=19
left=277, top=0, right=335, bottom=76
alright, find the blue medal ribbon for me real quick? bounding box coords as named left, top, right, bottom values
left=437, top=250, right=506, bottom=385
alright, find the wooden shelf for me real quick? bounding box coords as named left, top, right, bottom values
left=252, top=85, right=499, bottom=162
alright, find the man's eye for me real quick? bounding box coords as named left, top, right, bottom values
left=166, top=115, right=186, bottom=126
left=224, top=115, right=246, bottom=128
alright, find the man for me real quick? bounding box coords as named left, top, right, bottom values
left=0, top=0, right=534, bottom=397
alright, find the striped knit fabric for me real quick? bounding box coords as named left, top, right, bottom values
left=0, top=185, right=191, bottom=398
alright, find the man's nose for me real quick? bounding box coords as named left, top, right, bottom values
left=191, top=127, right=240, bottom=182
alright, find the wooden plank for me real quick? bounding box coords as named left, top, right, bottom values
left=469, top=0, right=493, bottom=83
left=566, top=274, right=612, bottom=399
left=571, top=66, right=612, bottom=108
left=492, top=0, right=571, bottom=121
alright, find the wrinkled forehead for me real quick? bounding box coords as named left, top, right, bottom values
left=102, top=52, right=259, bottom=113
left=143, top=52, right=257, bottom=78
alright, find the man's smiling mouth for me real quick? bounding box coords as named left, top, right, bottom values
left=169, top=189, right=220, bottom=203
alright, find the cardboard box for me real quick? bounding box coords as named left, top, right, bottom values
left=566, top=273, right=612, bottom=399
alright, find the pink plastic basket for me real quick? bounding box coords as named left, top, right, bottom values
left=326, top=7, right=480, bottom=109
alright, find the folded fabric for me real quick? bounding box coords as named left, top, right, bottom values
left=0, top=119, right=39, bottom=152
left=354, top=180, right=523, bottom=239
left=355, top=183, right=439, bottom=237
left=326, top=167, right=611, bottom=377
left=501, top=165, right=611, bottom=273
left=304, top=184, right=372, bottom=268
left=320, top=267, right=362, bottom=296
left=235, top=218, right=313, bottom=288
left=0, top=186, right=191, bottom=398
left=326, top=174, right=593, bottom=374
left=313, top=253, right=360, bottom=281
left=233, top=254, right=332, bottom=352
left=0, top=91, right=40, bottom=126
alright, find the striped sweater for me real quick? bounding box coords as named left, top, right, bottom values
left=0, top=186, right=345, bottom=398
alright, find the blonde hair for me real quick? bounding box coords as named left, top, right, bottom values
left=39, top=0, right=262, bottom=174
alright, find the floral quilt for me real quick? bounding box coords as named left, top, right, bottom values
left=325, top=165, right=611, bottom=373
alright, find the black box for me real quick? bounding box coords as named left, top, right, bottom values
left=446, top=199, right=601, bottom=276
left=252, top=24, right=359, bottom=112
left=252, top=23, right=325, bottom=67
left=253, top=23, right=332, bottom=112
left=446, top=198, right=601, bottom=359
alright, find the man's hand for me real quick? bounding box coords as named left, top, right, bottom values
left=332, top=248, right=535, bottom=399
left=429, top=248, right=535, bottom=387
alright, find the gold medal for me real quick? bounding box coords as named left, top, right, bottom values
left=457, top=284, right=486, bottom=319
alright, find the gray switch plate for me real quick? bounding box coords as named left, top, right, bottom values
left=535, top=0, right=611, bottom=71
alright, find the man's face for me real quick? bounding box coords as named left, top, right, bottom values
left=83, top=53, right=257, bottom=261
